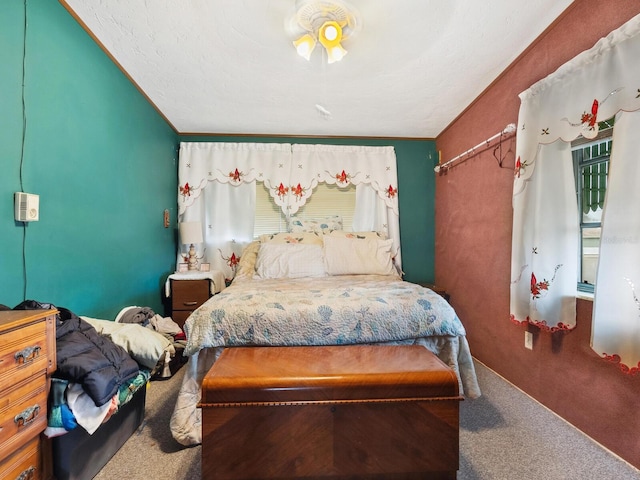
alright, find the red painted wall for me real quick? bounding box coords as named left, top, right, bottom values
left=435, top=0, right=640, bottom=469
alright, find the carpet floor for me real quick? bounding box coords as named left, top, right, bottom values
left=92, top=359, right=639, bottom=479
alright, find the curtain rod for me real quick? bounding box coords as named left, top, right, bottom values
left=434, top=123, right=516, bottom=173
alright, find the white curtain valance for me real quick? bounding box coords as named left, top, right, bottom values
left=290, top=144, right=399, bottom=215
left=178, top=142, right=399, bottom=217
left=178, top=142, right=293, bottom=215
left=514, top=13, right=640, bottom=195
left=511, top=13, right=640, bottom=372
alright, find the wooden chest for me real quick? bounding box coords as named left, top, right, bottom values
left=201, top=345, right=461, bottom=479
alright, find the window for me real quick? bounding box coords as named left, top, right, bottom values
left=572, top=123, right=613, bottom=293
left=254, top=182, right=356, bottom=237
left=254, top=183, right=287, bottom=236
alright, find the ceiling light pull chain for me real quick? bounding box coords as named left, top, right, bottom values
left=316, top=51, right=332, bottom=120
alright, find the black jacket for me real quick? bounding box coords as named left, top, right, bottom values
left=15, top=301, right=140, bottom=407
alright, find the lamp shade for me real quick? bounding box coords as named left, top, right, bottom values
left=179, top=221, right=203, bottom=245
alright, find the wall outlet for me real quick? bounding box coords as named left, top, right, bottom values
left=525, top=331, right=534, bottom=350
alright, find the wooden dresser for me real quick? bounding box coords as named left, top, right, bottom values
left=0, top=309, right=57, bottom=480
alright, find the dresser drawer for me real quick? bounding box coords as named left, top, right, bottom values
left=171, top=279, right=210, bottom=311
left=0, top=321, right=51, bottom=395
left=0, top=436, right=42, bottom=480
left=0, top=374, right=48, bottom=461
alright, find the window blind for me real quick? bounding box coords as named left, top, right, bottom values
left=254, top=182, right=355, bottom=237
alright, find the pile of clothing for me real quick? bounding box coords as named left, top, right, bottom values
left=12, top=300, right=150, bottom=437
left=115, top=306, right=188, bottom=378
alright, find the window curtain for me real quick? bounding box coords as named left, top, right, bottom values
left=177, top=142, right=293, bottom=277
left=290, top=144, right=401, bottom=268
left=177, top=142, right=401, bottom=280
left=592, top=109, right=640, bottom=374
left=511, top=13, right=640, bottom=370
left=511, top=139, right=579, bottom=331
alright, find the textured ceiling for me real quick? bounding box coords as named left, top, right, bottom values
left=61, top=0, right=574, bottom=138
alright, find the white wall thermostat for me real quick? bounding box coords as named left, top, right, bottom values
left=14, top=192, right=40, bottom=222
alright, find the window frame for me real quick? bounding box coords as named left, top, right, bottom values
left=571, top=125, right=613, bottom=294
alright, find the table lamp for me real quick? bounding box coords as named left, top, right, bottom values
left=179, top=221, right=203, bottom=270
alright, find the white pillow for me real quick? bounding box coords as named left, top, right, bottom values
left=259, top=232, right=323, bottom=245
left=81, top=316, right=173, bottom=369
left=255, top=243, right=327, bottom=279
left=323, top=236, right=397, bottom=276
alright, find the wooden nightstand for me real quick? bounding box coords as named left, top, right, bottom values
left=169, top=278, right=212, bottom=328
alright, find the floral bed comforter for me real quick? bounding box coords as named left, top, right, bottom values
left=170, top=275, right=481, bottom=446
left=183, top=275, right=465, bottom=354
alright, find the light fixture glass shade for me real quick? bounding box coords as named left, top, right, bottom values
left=323, top=24, right=338, bottom=41
left=318, top=21, right=346, bottom=63
left=327, top=44, right=347, bottom=63
left=318, top=21, right=342, bottom=48
left=293, top=33, right=316, bottom=61
left=179, top=221, right=203, bottom=245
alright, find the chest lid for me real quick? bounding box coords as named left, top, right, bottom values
left=201, top=345, right=459, bottom=405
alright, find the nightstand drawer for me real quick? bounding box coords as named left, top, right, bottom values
left=0, top=374, right=48, bottom=461
left=171, top=279, right=210, bottom=310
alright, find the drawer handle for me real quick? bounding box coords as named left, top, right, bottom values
left=14, top=404, right=41, bottom=427
left=183, top=301, right=198, bottom=306
left=14, top=345, right=41, bottom=365
left=16, top=466, right=36, bottom=480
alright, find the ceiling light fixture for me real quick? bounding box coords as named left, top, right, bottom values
left=289, top=0, right=360, bottom=64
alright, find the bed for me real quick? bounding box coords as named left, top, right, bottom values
left=170, top=232, right=481, bottom=446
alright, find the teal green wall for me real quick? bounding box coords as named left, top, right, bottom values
left=181, top=136, right=438, bottom=283
left=1, top=0, right=178, bottom=318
